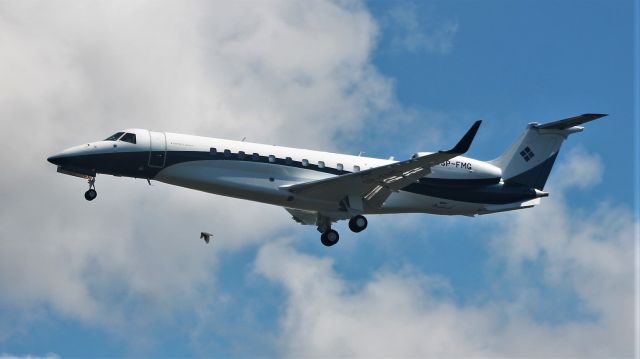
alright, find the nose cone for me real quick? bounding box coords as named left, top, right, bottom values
left=47, top=145, right=98, bottom=178
left=47, top=154, right=65, bottom=165
left=47, top=144, right=91, bottom=166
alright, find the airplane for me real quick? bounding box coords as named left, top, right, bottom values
left=47, top=114, right=606, bottom=247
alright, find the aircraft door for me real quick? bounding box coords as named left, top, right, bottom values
left=148, top=131, right=167, bottom=168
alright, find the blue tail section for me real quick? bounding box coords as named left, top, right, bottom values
left=489, top=114, right=606, bottom=190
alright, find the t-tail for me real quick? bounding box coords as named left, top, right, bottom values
left=489, top=114, right=607, bottom=190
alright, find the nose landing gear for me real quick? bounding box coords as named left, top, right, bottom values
left=84, top=178, right=97, bottom=201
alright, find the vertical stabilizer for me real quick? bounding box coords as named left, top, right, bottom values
left=489, top=114, right=606, bottom=190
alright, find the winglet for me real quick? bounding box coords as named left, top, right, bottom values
left=443, top=120, right=482, bottom=154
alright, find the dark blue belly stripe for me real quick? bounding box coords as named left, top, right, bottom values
left=60, top=150, right=530, bottom=205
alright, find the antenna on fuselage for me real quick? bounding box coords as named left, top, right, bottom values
left=241, top=137, right=246, bottom=142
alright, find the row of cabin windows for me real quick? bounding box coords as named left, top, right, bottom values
left=209, top=147, right=360, bottom=172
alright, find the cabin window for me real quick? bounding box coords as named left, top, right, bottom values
left=318, top=161, right=325, bottom=169
left=224, top=149, right=231, bottom=157
left=268, top=155, right=275, bottom=163
left=238, top=151, right=246, bottom=159
left=337, top=163, right=343, bottom=171
left=285, top=157, right=293, bottom=165
left=120, top=133, right=137, bottom=144
left=252, top=153, right=260, bottom=161
left=104, top=132, right=124, bottom=141
left=302, top=159, right=309, bottom=167
left=210, top=148, right=217, bottom=155
left=353, top=165, right=360, bottom=172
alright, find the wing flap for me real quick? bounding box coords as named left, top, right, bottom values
left=285, top=207, right=318, bottom=225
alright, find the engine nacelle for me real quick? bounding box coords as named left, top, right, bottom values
left=411, top=152, right=502, bottom=182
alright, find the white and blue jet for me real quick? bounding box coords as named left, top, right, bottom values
left=48, top=114, right=605, bottom=246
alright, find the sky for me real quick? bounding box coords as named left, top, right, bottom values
left=0, top=0, right=637, bottom=357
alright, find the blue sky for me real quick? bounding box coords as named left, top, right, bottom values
left=0, top=0, right=637, bottom=358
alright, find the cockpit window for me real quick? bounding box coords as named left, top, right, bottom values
left=105, top=132, right=124, bottom=141
left=120, top=133, right=137, bottom=144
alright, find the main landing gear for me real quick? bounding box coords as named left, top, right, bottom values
left=317, top=216, right=339, bottom=247
left=84, top=177, right=97, bottom=201
left=318, top=215, right=369, bottom=247
left=348, top=215, right=368, bottom=233
left=320, top=229, right=340, bottom=247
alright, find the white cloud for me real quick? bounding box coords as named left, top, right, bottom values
left=256, top=242, right=495, bottom=357
left=0, top=0, right=398, bottom=348
left=385, top=3, right=459, bottom=55
left=254, top=150, right=636, bottom=357
left=552, top=146, right=603, bottom=190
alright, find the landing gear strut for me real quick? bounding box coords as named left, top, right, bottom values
left=348, top=215, right=368, bottom=233
left=84, top=177, right=97, bottom=201
left=317, top=216, right=339, bottom=247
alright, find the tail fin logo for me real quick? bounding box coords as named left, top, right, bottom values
left=520, top=146, right=535, bottom=162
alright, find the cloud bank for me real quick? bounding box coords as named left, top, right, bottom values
left=0, top=0, right=396, bottom=349
left=255, top=150, right=635, bottom=357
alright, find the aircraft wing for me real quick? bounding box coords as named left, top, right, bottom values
left=281, top=121, right=482, bottom=210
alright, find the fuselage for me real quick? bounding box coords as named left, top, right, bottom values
left=47, top=128, right=542, bottom=217
left=46, top=114, right=606, bottom=247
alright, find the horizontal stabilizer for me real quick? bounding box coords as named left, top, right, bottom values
left=536, top=113, right=607, bottom=130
